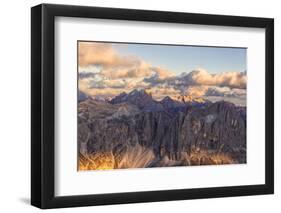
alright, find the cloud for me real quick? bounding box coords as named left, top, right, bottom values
left=99, top=61, right=152, bottom=79
left=78, top=42, right=246, bottom=104
left=78, top=42, right=174, bottom=96
left=152, top=68, right=246, bottom=89
left=184, top=85, right=246, bottom=98
left=146, top=86, right=182, bottom=100
left=142, top=68, right=246, bottom=100
left=79, top=72, right=96, bottom=79
left=186, top=68, right=246, bottom=89
left=144, top=68, right=246, bottom=92
left=82, top=87, right=130, bottom=98
left=151, top=67, right=175, bottom=79
left=79, top=42, right=173, bottom=80
left=79, top=42, right=137, bottom=68
left=185, top=85, right=209, bottom=97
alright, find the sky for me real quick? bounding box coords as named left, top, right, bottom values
left=113, top=43, right=246, bottom=75
left=78, top=41, right=247, bottom=106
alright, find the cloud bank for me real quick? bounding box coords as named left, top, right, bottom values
left=182, top=68, right=246, bottom=89
left=78, top=42, right=246, bottom=105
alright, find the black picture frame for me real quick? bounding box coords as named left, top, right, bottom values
left=31, top=3, right=274, bottom=209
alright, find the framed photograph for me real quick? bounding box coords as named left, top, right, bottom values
left=31, top=3, right=274, bottom=209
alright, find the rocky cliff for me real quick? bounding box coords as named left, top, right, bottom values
left=78, top=90, right=246, bottom=170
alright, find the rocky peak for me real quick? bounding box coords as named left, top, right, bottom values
left=160, top=96, right=183, bottom=109
left=129, top=89, right=151, bottom=96
left=78, top=90, right=88, bottom=102
left=110, top=89, right=154, bottom=109
left=208, top=100, right=236, bottom=113
left=176, top=95, right=206, bottom=104
left=161, top=96, right=174, bottom=103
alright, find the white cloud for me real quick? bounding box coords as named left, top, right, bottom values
left=185, top=85, right=246, bottom=98
left=186, top=68, right=246, bottom=89
left=78, top=42, right=246, bottom=104
left=145, top=68, right=246, bottom=90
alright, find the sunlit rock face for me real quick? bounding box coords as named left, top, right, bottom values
left=78, top=90, right=246, bottom=171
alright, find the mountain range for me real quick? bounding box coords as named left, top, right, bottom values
left=78, top=89, right=246, bottom=170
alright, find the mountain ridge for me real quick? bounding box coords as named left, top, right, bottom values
left=109, top=89, right=210, bottom=112
left=78, top=92, right=246, bottom=170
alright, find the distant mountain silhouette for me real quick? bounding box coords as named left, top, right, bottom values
left=78, top=90, right=88, bottom=102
